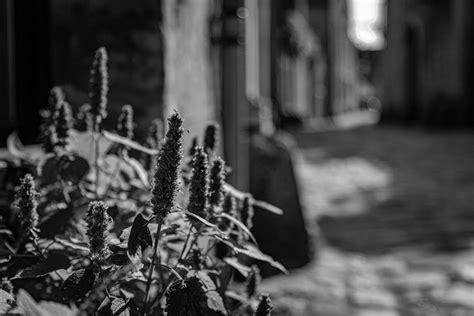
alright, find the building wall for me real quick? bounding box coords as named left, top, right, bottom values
left=327, top=0, right=360, bottom=115
left=309, top=0, right=360, bottom=119
left=383, top=0, right=473, bottom=126
left=162, top=0, right=217, bottom=145
left=49, top=0, right=219, bottom=143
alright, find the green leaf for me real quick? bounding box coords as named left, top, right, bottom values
left=111, top=298, right=130, bottom=316
left=0, top=289, right=14, bottom=314
left=103, top=131, right=159, bottom=155
left=215, top=237, right=288, bottom=274
left=107, top=252, right=130, bottom=266
left=206, top=291, right=227, bottom=315
left=165, top=276, right=226, bottom=316
left=183, top=210, right=220, bottom=230
left=222, top=257, right=251, bottom=277
left=123, top=156, right=149, bottom=188
left=61, top=269, right=95, bottom=300
left=17, top=252, right=70, bottom=279
left=69, top=130, right=112, bottom=163
left=127, top=213, right=152, bottom=256
left=39, top=154, right=89, bottom=186
left=223, top=184, right=283, bottom=215
left=217, top=213, right=258, bottom=245
left=58, top=154, right=90, bottom=184
left=16, top=289, right=78, bottom=316
left=253, top=200, right=284, bottom=215
left=55, top=236, right=90, bottom=252
left=7, top=132, right=30, bottom=162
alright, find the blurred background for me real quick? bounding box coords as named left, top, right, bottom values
left=1, top=0, right=474, bottom=314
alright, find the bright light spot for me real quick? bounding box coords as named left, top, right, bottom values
left=348, top=0, right=386, bottom=50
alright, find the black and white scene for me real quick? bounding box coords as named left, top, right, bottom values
left=1, top=0, right=474, bottom=315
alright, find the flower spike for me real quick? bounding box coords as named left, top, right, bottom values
left=151, top=112, right=184, bottom=222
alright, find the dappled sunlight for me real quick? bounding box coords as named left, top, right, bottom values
left=296, top=150, right=393, bottom=220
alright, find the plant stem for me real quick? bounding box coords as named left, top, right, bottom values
left=204, top=239, right=217, bottom=256
left=94, top=121, right=100, bottom=198
left=142, top=220, right=163, bottom=315
left=178, top=227, right=193, bottom=262
left=101, top=156, right=122, bottom=198
left=182, top=225, right=203, bottom=259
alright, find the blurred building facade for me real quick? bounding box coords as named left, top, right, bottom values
left=382, top=0, right=474, bottom=126
left=0, top=0, right=362, bottom=184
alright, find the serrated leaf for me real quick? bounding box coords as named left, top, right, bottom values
left=17, top=252, right=70, bottom=279
left=103, top=131, right=159, bottom=155
left=61, top=269, right=95, bottom=300
left=206, top=291, right=226, bottom=314
left=111, top=298, right=130, bottom=316
left=127, top=214, right=152, bottom=256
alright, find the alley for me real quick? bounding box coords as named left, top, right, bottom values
left=262, top=126, right=474, bottom=315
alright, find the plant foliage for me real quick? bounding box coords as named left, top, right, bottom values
left=0, top=47, right=284, bottom=315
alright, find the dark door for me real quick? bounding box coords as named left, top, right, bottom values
left=0, top=0, right=51, bottom=145
left=405, top=26, right=420, bottom=122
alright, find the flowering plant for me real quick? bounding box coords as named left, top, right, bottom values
left=0, top=48, right=284, bottom=315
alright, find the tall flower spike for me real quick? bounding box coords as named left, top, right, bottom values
left=203, top=123, right=219, bottom=154
left=245, top=265, right=261, bottom=298
left=13, top=174, right=40, bottom=243
left=187, top=146, right=210, bottom=222
left=255, top=293, right=273, bottom=316
left=85, top=201, right=112, bottom=260
left=117, top=104, right=134, bottom=139
left=241, top=195, right=254, bottom=229
left=151, top=112, right=184, bottom=222
left=223, top=193, right=237, bottom=215
left=208, top=157, right=226, bottom=210
left=89, top=47, right=108, bottom=125
left=220, top=193, right=237, bottom=231
left=53, top=100, right=73, bottom=148
left=40, top=86, right=65, bottom=152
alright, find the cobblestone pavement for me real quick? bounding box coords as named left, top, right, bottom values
left=262, top=127, right=474, bottom=316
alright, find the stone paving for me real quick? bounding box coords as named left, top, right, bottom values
left=262, top=128, right=474, bottom=316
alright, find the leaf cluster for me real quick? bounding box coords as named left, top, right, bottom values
left=0, top=48, right=284, bottom=316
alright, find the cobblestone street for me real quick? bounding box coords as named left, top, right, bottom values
left=263, top=126, right=474, bottom=315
